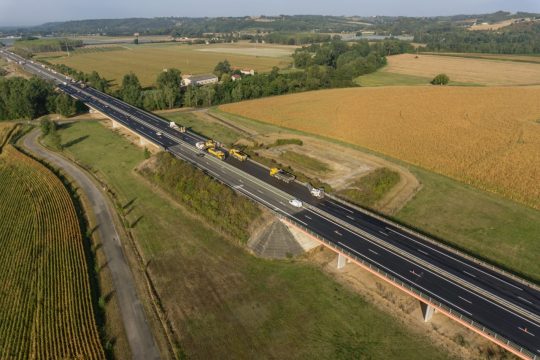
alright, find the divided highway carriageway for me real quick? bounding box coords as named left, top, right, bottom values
left=2, top=49, right=538, bottom=359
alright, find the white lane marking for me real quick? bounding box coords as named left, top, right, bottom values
left=518, top=327, right=535, bottom=337
left=368, top=249, right=379, bottom=255
left=518, top=296, right=533, bottom=305
left=459, top=296, right=472, bottom=304
left=334, top=230, right=343, bottom=236
left=418, top=249, right=429, bottom=256
left=327, top=200, right=354, bottom=213
left=279, top=201, right=285, bottom=205
left=257, top=189, right=263, bottom=194
left=410, top=270, right=422, bottom=278
left=238, top=179, right=243, bottom=183
left=304, top=208, right=540, bottom=326
left=378, top=230, right=388, bottom=236
left=338, top=241, right=473, bottom=317
left=346, top=215, right=355, bottom=220
left=233, top=185, right=244, bottom=189
left=304, top=215, right=312, bottom=220
left=387, top=228, right=523, bottom=291
left=463, top=270, right=477, bottom=278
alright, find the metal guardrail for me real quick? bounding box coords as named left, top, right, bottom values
left=165, top=142, right=536, bottom=360
left=325, top=192, right=539, bottom=292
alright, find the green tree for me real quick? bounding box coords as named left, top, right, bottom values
left=48, top=125, right=62, bottom=150
left=431, top=73, right=450, bottom=85
left=40, top=117, right=53, bottom=135
left=120, top=72, right=142, bottom=106
left=54, top=93, right=77, bottom=117
left=156, top=68, right=182, bottom=109
left=213, top=60, right=231, bottom=79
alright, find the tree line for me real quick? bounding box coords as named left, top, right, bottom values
left=0, top=77, right=85, bottom=121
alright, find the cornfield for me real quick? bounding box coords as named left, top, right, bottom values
left=0, top=145, right=105, bottom=359
left=220, top=86, right=540, bottom=210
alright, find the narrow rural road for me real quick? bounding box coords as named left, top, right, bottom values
left=23, top=129, right=161, bottom=360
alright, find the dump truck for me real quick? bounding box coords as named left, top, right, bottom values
left=307, top=183, right=325, bottom=199
left=169, top=122, right=186, bottom=133
left=270, top=168, right=295, bottom=183
left=208, top=147, right=225, bottom=160
left=229, top=149, right=248, bottom=161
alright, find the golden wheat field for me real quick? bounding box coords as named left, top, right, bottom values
left=383, top=54, right=540, bottom=85
left=220, top=86, right=540, bottom=209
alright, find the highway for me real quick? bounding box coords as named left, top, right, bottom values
left=2, top=49, right=538, bottom=359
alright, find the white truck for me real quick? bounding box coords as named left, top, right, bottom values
left=169, top=122, right=186, bottom=133
left=307, top=183, right=325, bottom=199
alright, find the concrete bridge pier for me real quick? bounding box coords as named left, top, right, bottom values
left=337, top=252, right=349, bottom=269
left=420, top=301, right=436, bottom=322
left=111, top=120, right=119, bottom=129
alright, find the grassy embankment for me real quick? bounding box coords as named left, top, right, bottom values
left=54, top=120, right=451, bottom=359
left=214, top=107, right=540, bottom=283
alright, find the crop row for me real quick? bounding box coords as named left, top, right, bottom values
left=0, top=145, right=105, bottom=359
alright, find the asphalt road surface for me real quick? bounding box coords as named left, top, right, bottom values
left=3, top=49, right=538, bottom=359
left=22, top=129, right=161, bottom=360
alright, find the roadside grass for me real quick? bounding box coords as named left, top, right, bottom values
left=55, top=120, right=451, bottom=359
left=338, top=168, right=400, bottom=207
left=279, top=150, right=330, bottom=174
left=355, top=71, right=431, bottom=86
left=210, top=109, right=540, bottom=282
left=397, top=167, right=540, bottom=282
left=162, top=111, right=243, bottom=146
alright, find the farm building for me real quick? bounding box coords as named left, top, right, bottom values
left=231, top=74, right=242, bottom=81
left=182, top=74, right=219, bottom=86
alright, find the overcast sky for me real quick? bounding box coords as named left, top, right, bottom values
left=1, top=0, right=539, bottom=27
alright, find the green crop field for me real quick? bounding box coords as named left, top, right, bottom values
left=0, top=144, right=104, bottom=359
left=54, top=120, right=451, bottom=360
left=39, top=42, right=295, bottom=87
left=355, top=71, right=431, bottom=86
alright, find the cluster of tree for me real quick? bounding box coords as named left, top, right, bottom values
left=0, top=77, right=84, bottom=121
left=115, top=68, right=182, bottom=110
left=418, top=22, right=540, bottom=54
left=141, top=152, right=261, bottom=242
left=259, top=32, right=333, bottom=45
left=14, top=38, right=83, bottom=53
left=42, top=61, right=112, bottom=92
left=292, top=39, right=410, bottom=80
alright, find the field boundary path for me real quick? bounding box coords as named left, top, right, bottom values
left=22, top=128, right=161, bottom=360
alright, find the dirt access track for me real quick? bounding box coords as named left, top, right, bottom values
left=202, top=109, right=421, bottom=215
left=22, top=129, right=161, bottom=360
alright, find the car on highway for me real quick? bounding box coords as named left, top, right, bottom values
left=289, top=199, right=303, bottom=208
left=156, top=131, right=162, bottom=136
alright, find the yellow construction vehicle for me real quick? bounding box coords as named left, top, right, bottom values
left=270, top=168, right=295, bottom=183
left=208, top=147, right=225, bottom=160
left=229, top=148, right=248, bottom=161
left=205, top=139, right=217, bottom=149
